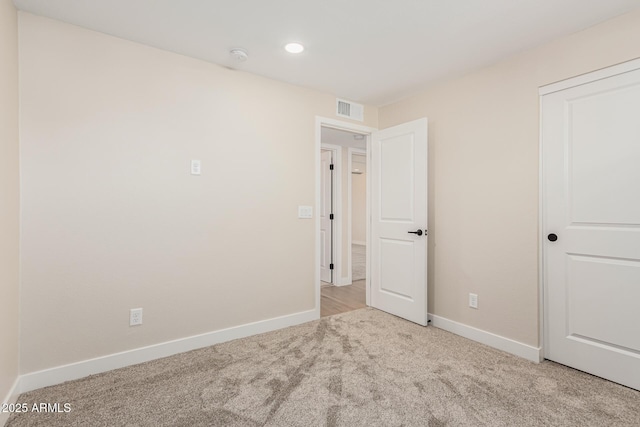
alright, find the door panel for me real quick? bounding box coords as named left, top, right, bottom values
left=568, top=255, right=640, bottom=352
left=380, top=135, right=414, bottom=221
left=379, top=238, right=415, bottom=299
left=569, top=85, right=640, bottom=224
left=543, top=64, right=640, bottom=391
left=371, top=118, right=427, bottom=326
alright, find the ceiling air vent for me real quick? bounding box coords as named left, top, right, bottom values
left=336, top=98, right=364, bottom=122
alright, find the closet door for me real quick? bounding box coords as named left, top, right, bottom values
left=542, top=60, right=640, bottom=391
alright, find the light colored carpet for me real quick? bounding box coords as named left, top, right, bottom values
left=7, top=308, right=640, bottom=426
left=352, top=244, right=366, bottom=281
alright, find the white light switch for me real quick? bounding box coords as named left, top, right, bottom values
left=191, top=160, right=201, bottom=175
left=298, top=206, right=313, bottom=219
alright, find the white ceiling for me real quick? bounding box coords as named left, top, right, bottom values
left=13, top=0, right=640, bottom=106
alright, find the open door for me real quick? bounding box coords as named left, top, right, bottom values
left=370, top=118, right=428, bottom=326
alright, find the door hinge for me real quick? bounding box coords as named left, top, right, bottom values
left=329, top=263, right=334, bottom=270
left=330, top=213, right=334, bottom=220
left=329, top=164, right=334, bottom=170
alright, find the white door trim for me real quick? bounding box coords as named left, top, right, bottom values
left=539, top=56, right=640, bottom=363
left=539, top=57, right=640, bottom=96
left=315, top=117, right=377, bottom=318
left=538, top=97, right=546, bottom=358
left=347, top=147, right=367, bottom=286
left=319, top=148, right=334, bottom=284
left=320, top=143, right=342, bottom=286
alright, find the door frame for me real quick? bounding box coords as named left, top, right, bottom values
left=320, top=143, right=342, bottom=286
left=315, top=117, right=377, bottom=318
left=539, top=57, right=640, bottom=361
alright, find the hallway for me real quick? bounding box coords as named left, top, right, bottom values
left=320, top=280, right=366, bottom=317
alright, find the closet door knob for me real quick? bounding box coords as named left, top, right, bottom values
left=548, top=233, right=558, bottom=242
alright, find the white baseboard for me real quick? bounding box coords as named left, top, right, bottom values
left=19, top=309, right=317, bottom=394
left=352, top=241, right=366, bottom=246
left=428, top=314, right=543, bottom=363
left=1, top=376, right=21, bottom=426
left=324, top=278, right=354, bottom=287
left=335, top=277, right=352, bottom=287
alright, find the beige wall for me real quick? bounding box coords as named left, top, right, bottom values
left=0, top=0, right=20, bottom=407
left=19, top=13, right=377, bottom=373
left=351, top=154, right=367, bottom=244
left=14, top=5, right=640, bottom=379
left=379, top=9, right=640, bottom=347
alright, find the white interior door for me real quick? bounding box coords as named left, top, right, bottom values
left=542, top=61, right=640, bottom=391
left=370, top=118, right=428, bottom=326
left=320, top=149, right=333, bottom=283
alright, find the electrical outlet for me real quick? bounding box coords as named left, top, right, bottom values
left=130, top=308, right=143, bottom=326
left=469, top=293, right=478, bottom=309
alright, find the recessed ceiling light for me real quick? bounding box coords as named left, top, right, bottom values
left=285, top=43, right=304, bottom=54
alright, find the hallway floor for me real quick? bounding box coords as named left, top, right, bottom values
left=320, top=280, right=366, bottom=317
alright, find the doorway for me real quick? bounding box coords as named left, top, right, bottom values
left=319, top=125, right=369, bottom=317
left=315, top=117, right=429, bottom=324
